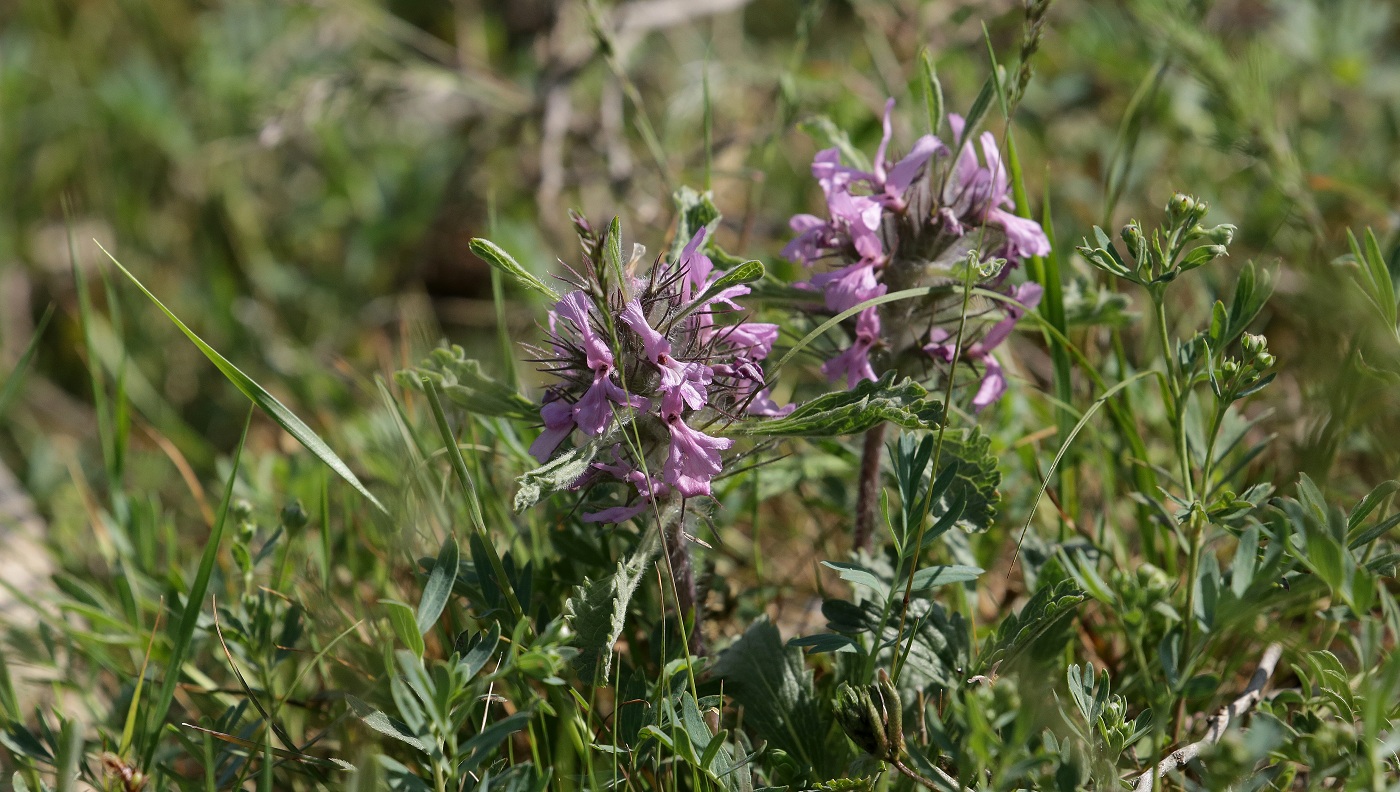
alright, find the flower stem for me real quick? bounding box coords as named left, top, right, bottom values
left=664, top=518, right=706, bottom=656
left=854, top=423, right=888, bottom=551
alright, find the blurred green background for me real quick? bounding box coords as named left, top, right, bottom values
left=4, top=0, right=1400, bottom=515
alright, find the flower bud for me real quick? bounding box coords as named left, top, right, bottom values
left=1199, top=223, right=1236, bottom=246
left=872, top=670, right=905, bottom=760
left=1167, top=193, right=1195, bottom=222
left=1241, top=333, right=1266, bottom=356
left=280, top=499, right=309, bottom=532
left=835, top=682, right=888, bottom=759
left=231, top=498, right=254, bottom=524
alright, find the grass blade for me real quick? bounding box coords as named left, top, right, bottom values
left=98, top=244, right=386, bottom=515
left=0, top=304, right=53, bottom=422
left=139, top=408, right=252, bottom=771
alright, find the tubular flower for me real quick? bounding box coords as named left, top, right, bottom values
left=783, top=98, right=1050, bottom=408
left=528, top=218, right=789, bottom=522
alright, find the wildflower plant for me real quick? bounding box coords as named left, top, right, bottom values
left=524, top=213, right=786, bottom=524
left=785, top=98, right=1049, bottom=409
left=6, top=4, right=1400, bottom=792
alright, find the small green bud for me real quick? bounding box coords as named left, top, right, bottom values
left=1241, top=333, right=1266, bottom=356
left=1199, top=223, right=1236, bottom=246
left=231, top=498, right=254, bottom=524
left=835, top=682, right=888, bottom=759
left=1167, top=193, right=1194, bottom=220
left=1256, top=352, right=1276, bottom=369
left=280, top=499, right=309, bottom=531
left=873, top=670, right=905, bottom=760
left=1121, top=222, right=1145, bottom=249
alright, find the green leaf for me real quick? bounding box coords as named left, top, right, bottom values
left=919, top=49, right=944, bottom=136
left=468, top=238, right=561, bottom=302
left=788, top=633, right=860, bottom=654
left=711, top=617, right=845, bottom=778
left=458, top=711, right=534, bottom=775
left=455, top=622, right=501, bottom=679
left=978, top=579, right=1084, bottom=672
left=102, top=246, right=386, bottom=515
left=347, top=696, right=430, bottom=754
left=0, top=304, right=53, bottom=423
left=673, top=260, right=766, bottom=326
left=670, top=186, right=723, bottom=261
left=514, top=437, right=605, bottom=511
left=416, top=535, right=459, bottom=636
left=732, top=372, right=942, bottom=438
left=931, top=427, right=1001, bottom=533
left=381, top=600, right=426, bottom=657
left=908, top=564, right=982, bottom=590
left=567, top=528, right=661, bottom=678
left=399, top=346, right=537, bottom=421
left=821, top=561, right=889, bottom=598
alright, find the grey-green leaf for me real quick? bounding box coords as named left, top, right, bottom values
left=711, top=617, right=845, bottom=778
left=733, top=372, right=942, bottom=438
left=468, top=238, right=561, bottom=302
left=416, top=535, right=459, bottom=636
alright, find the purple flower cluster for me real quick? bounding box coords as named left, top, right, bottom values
left=530, top=225, right=790, bottom=523
left=783, top=99, right=1050, bottom=409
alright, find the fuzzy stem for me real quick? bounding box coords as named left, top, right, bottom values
left=664, top=518, right=705, bottom=656
left=853, top=423, right=888, bottom=551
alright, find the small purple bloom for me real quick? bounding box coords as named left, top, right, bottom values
left=707, top=322, right=779, bottom=360
left=821, top=308, right=881, bottom=387
left=811, top=262, right=886, bottom=314
left=924, top=282, right=1042, bottom=411
left=746, top=387, right=795, bottom=417
left=663, top=412, right=733, bottom=498
left=529, top=396, right=576, bottom=462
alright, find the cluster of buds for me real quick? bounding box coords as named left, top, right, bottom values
left=1210, top=331, right=1276, bottom=402
left=528, top=217, right=790, bottom=523
left=834, top=670, right=906, bottom=762
left=783, top=99, right=1049, bottom=410
left=1080, top=193, right=1236, bottom=289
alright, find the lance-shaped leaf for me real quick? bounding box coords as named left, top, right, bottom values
left=733, top=372, right=942, bottom=438
left=101, top=246, right=386, bottom=515
left=398, top=345, right=536, bottom=421
left=566, top=528, right=661, bottom=678
left=468, top=238, right=561, bottom=302
left=514, top=436, right=605, bottom=511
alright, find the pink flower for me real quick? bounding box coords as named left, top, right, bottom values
left=663, top=412, right=733, bottom=498
left=707, top=322, right=779, bottom=360
left=811, top=262, right=886, bottom=314
left=747, top=387, right=795, bottom=417
left=924, top=282, right=1042, bottom=411
left=529, top=396, right=576, bottom=462
left=839, top=99, right=944, bottom=211
left=821, top=308, right=881, bottom=387
left=620, top=299, right=710, bottom=411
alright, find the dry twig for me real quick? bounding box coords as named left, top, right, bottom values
left=1132, top=642, right=1284, bottom=792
